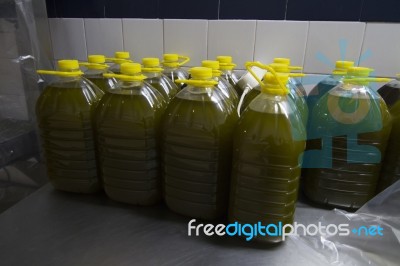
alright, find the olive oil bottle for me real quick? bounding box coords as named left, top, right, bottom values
left=36, top=60, right=104, bottom=193
left=229, top=64, right=306, bottom=243
left=303, top=67, right=392, bottom=209
left=95, top=63, right=166, bottom=205
left=162, top=67, right=238, bottom=220
left=377, top=76, right=400, bottom=192
left=142, top=57, right=178, bottom=103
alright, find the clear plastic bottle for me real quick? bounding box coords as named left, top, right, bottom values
left=162, top=67, right=238, bottom=220
left=307, top=61, right=354, bottom=114
left=216, top=55, right=242, bottom=95
left=303, top=67, right=392, bottom=209
left=95, top=63, right=166, bottom=205
left=162, top=53, right=190, bottom=88
left=377, top=76, right=400, bottom=192
left=229, top=66, right=306, bottom=243
left=36, top=60, right=104, bottom=193
left=141, top=57, right=179, bottom=103
left=80, top=54, right=117, bottom=93
left=202, top=60, right=239, bottom=107
left=108, top=51, right=132, bottom=74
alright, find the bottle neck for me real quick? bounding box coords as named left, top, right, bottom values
left=144, top=71, right=161, bottom=78
left=117, top=80, right=143, bottom=88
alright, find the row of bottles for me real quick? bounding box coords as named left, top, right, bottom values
left=36, top=52, right=400, bottom=243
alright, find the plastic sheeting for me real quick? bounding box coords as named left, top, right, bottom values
left=291, top=180, right=400, bottom=265
left=0, top=0, right=51, bottom=211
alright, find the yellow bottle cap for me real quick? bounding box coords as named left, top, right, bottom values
left=142, top=58, right=163, bottom=72
left=88, top=55, right=106, bottom=64
left=190, top=67, right=213, bottom=80
left=37, top=59, right=83, bottom=77
left=335, top=61, right=354, bottom=70
left=216, top=56, right=232, bottom=64
left=343, top=66, right=390, bottom=85
left=269, top=63, right=290, bottom=73
left=103, top=63, right=146, bottom=81
left=202, top=60, right=220, bottom=70
left=115, top=51, right=130, bottom=59
left=202, top=60, right=221, bottom=77
left=273, top=57, right=291, bottom=65
left=58, top=60, right=80, bottom=71
left=216, top=56, right=236, bottom=70
left=142, top=57, right=160, bottom=67
left=162, top=54, right=190, bottom=67
left=332, top=61, right=355, bottom=75
left=120, top=63, right=141, bottom=75
left=163, top=54, right=179, bottom=62
left=175, top=67, right=218, bottom=87
left=347, top=67, right=373, bottom=77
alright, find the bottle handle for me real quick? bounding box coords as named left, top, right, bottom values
left=177, top=55, right=190, bottom=66
left=37, top=70, right=83, bottom=77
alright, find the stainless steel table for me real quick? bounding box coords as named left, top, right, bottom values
left=0, top=184, right=368, bottom=266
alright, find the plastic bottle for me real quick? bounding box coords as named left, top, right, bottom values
left=303, top=67, right=392, bottom=209
left=95, top=63, right=166, bottom=205
left=202, top=60, right=239, bottom=107
left=273, top=57, right=307, bottom=97
left=238, top=63, right=305, bottom=126
left=162, top=53, right=190, bottom=88
left=162, top=67, right=238, bottom=220
left=108, top=51, right=132, bottom=74
left=377, top=76, right=400, bottom=192
left=229, top=64, right=306, bottom=243
left=80, top=54, right=117, bottom=93
left=141, top=57, right=179, bottom=103
left=216, top=55, right=242, bottom=95
left=36, top=60, right=104, bottom=193
left=307, top=61, right=355, bottom=114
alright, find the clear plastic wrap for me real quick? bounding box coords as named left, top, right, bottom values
left=291, top=180, right=400, bottom=265
left=0, top=0, right=51, bottom=211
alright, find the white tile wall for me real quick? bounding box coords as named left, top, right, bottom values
left=164, top=19, right=208, bottom=67
left=304, top=22, right=365, bottom=74
left=49, top=18, right=87, bottom=61
left=207, top=20, right=256, bottom=68
left=360, top=23, right=400, bottom=77
left=46, top=18, right=400, bottom=76
left=84, top=19, right=123, bottom=57
left=254, top=20, right=309, bottom=67
left=123, top=19, right=164, bottom=61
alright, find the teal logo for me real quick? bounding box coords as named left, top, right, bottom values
left=302, top=39, right=382, bottom=168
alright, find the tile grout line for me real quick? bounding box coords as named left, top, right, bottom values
left=206, top=20, right=209, bottom=62
left=47, top=18, right=56, bottom=63
left=121, top=18, right=125, bottom=51
left=82, top=18, right=88, bottom=60
left=284, top=0, right=289, bottom=20
left=357, top=22, right=367, bottom=67
left=252, top=20, right=258, bottom=62
left=162, top=19, right=166, bottom=55
left=217, top=0, right=221, bottom=20
left=302, top=21, right=311, bottom=73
